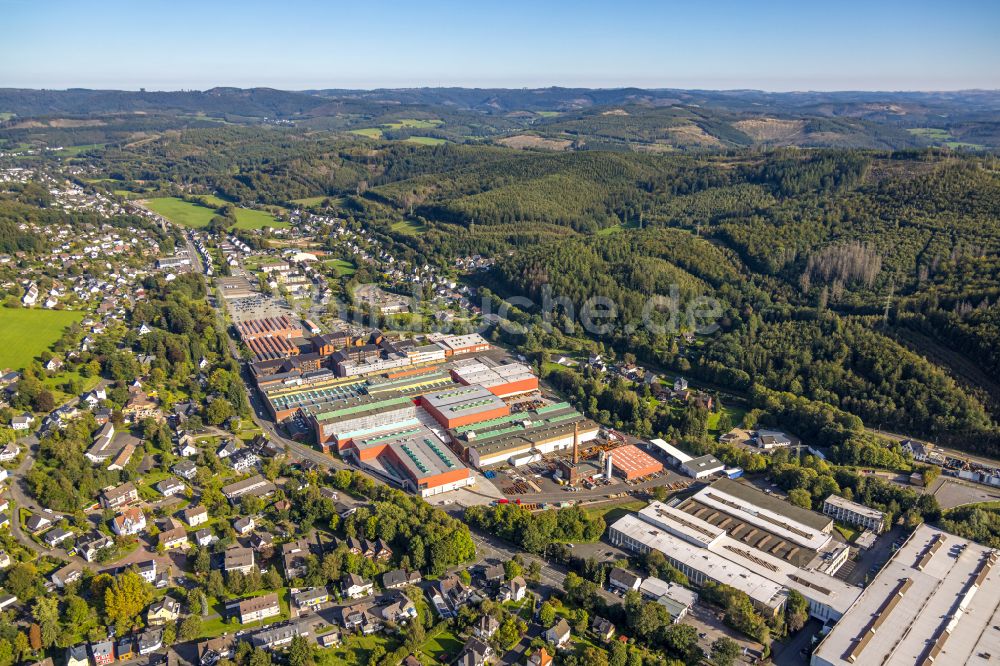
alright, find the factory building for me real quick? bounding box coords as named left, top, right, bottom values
left=822, top=495, right=887, bottom=534
left=346, top=426, right=475, bottom=497
left=609, top=480, right=859, bottom=623
left=609, top=444, right=664, bottom=480
left=449, top=358, right=539, bottom=398
left=812, top=524, right=1000, bottom=666
left=421, top=385, right=510, bottom=430
left=305, top=393, right=419, bottom=449
left=448, top=402, right=600, bottom=469
left=426, top=332, right=491, bottom=356
left=236, top=315, right=303, bottom=341
left=650, top=438, right=725, bottom=479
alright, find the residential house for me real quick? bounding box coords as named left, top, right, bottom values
left=501, top=575, right=527, bottom=602
left=527, top=647, right=553, bottom=666
left=76, top=532, right=113, bottom=562
left=233, top=516, right=255, bottom=535
left=228, top=448, right=259, bottom=472
left=25, top=512, right=54, bottom=533
left=0, top=442, right=20, bottom=462
left=101, top=482, right=138, bottom=510
left=458, top=637, right=493, bottom=666
left=608, top=568, right=642, bottom=593
left=281, top=537, right=314, bottom=578
left=116, top=637, right=134, bottom=661
left=111, top=507, right=146, bottom=536
left=172, top=460, right=198, bottom=480
left=147, top=597, right=181, bottom=626
left=52, top=562, right=83, bottom=588
left=157, top=477, right=186, bottom=497
left=545, top=618, right=572, bottom=649
left=237, top=593, right=280, bottom=624
left=380, top=592, right=417, bottom=623
left=0, top=551, right=10, bottom=569
left=591, top=616, right=616, bottom=642
left=216, top=440, right=238, bottom=459
left=474, top=614, right=500, bottom=640
left=483, top=564, right=505, bottom=586
left=223, top=547, right=255, bottom=575
left=342, top=573, right=373, bottom=599
left=249, top=620, right=310, bottom=650
left=250, top=532, right=274, bottom=552
left=183, top=505, right=209, bottom=527
left=135, top=560, right=158, bottom=583
left=383, top=568, right=421, bottom=590
left=86, top=422, right=119, bottom=463
left=137, top=630, right=163, bottom=655
left=195, top=529, right=215, bottom=547
left=11, top=413, right=32, bottom=431
left=90, top=640, right=115, bottom=666
left=158, top=526, right=190, bottom=550
left=292, top=587, right=329, bottom=613
left=66, top=645, right=89, bottom=666
left=42, top=527, right=74, bottom=548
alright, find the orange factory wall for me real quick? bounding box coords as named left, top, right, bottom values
left=487, top=377, right=539, bottom=397
left=424, top=403, right=510, bottom=430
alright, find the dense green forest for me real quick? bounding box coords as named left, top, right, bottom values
left=4, top=113, right=999, bottom=454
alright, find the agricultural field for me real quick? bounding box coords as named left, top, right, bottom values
left=349, top=127, right=383, bottom=139
left=143, top=196, right=287, bottom=230
left=383, top=118, right=443, bottom=129
left=0, top=307, right=85, bottom=371
left=292, top=195, right=344, bottom=207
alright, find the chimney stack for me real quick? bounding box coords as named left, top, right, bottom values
left=573, top=422, right=580, bottom=465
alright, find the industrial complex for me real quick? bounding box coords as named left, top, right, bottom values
left=812, top=524, right=1000, bottom=666
left=609, top=479, right=861, bottom=622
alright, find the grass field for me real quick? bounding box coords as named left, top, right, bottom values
left=144, top=197, right=287, bottom=230
left=535, top=111, right=562, bottom=117
left=390, top=219, right=428, bottom=235
left=596, top=219, right=642, bottom=236
left=585, top=499, right=648, bottom=525
left=292, top=195, right=344, bottom=207
left=349, top=127, right=383, bottom=138
left=383, top=118, right=443, bottom=129
left=54, top=143, right=106, bottom=156
left=0, top=307, right=85, bottom=371
left=404, top=136, right=448, bottom=146
left=326, top=258, right=357, bottom=276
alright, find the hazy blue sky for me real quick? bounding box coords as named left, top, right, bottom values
left=2, top=0, right=998, bottom=90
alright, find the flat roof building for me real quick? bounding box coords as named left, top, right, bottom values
left=610, top=500, right=859, bottom=623
left=812, top=524, right=1000, bottom=666
left=449, top=358, right=539, bottom=398
left=609, top=444, right=664, bottom=480
left=347, top=426, right=475, bottom=497
left=822, top=495, right=887, bottom=534
left=447, top=402, right=599, bottom=469
left=421, top=385, right=509, bottom=430
left=680, top=454, right=725, bottom=479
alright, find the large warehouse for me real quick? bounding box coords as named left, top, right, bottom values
left=448, top=402, right=600, bottom=469
left=449, top=358, right=539, bottom=398
left=609, top=481, right=859, bottom=622
left=345, top=426, right=475, bottom=497
left=811, top=524, right=1000, bottom=666
left=609, top=444, right=664, bottom=480
left=421, top=385, right=510, bottom=429
left=304, top=393, right=419, bottom=449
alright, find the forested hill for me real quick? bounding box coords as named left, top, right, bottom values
left=2, top=87, right=1000, bottom=151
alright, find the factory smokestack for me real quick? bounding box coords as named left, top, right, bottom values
left=573, top=422, right=579, bottom=465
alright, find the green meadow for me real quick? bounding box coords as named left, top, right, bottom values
left=0, top=307, right=85, bottom=371
left=404, top=136, right=448, bottom=146
left=144, top=197, right=287, bottom=230
left=390, top=219, right=427, bottom=235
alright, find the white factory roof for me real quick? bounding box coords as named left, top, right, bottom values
left=649, top=438, right=692, bottom=463
left=611, top=514, right=786, bottom=611
left=613, top=503, right=860, bottom=618
left=812, top=524, right=1000, bottom=666
left=692, top=481, right=833, bottom=552
left=823, top=494, right=886, bottom=521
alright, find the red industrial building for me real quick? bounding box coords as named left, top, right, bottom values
left=236, top=315, right=303, bottom=341
left=421, top=385, right=510, bottom=429
left=610, top=444, right=664, bottom=481
left=449, top=359, right=539, bottom=398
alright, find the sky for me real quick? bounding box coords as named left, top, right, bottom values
left=1, top=0, right=998, bottom=91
